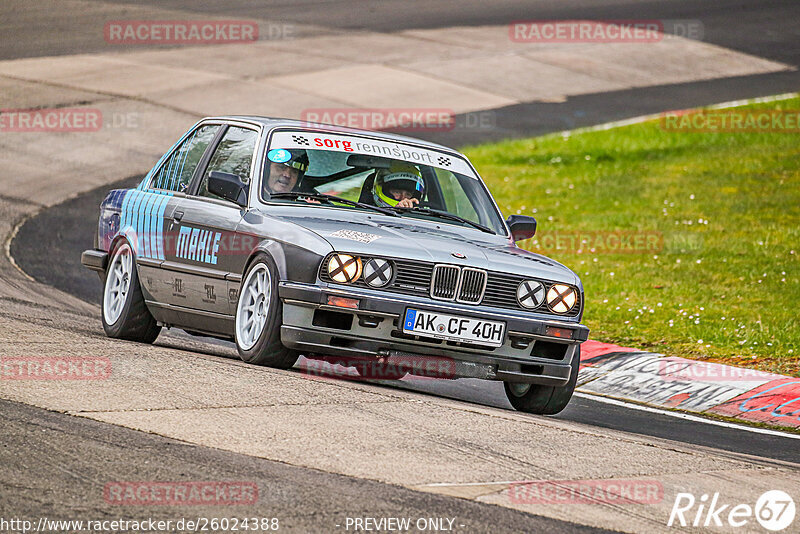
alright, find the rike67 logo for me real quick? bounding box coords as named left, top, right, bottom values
left=668, top=490, right=795, bottom=531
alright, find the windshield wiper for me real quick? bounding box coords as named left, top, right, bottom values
left=393, top=206, right=495, bottom=234
left=268, top=192, right=399, bottom=217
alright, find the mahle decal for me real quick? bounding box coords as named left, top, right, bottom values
left=176, top=225, right=222, bottom=264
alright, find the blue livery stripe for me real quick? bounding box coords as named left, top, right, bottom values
left=127, top=190, right=137, bottom=250
left=120, top=190, right=132, bottom=234
left=140, top=192, right=149, bottom=258
left=149, top=193, right=162, bottom=259
left=173, top=129, right=199, bottom=190
left=163, top=141, right=180, bottom=190
left=154, top=132, right=189, bottom=190
left=132, top=190, right=146, bottom=254
left=159, top=155, right=172, bottom=190
left=142, top=192, right=155, bottom=259
left=147, top=192, right=160, bottom=259
left=117, top=188, right=173, bottom=259
left=156, top=193, right=172, bottom=260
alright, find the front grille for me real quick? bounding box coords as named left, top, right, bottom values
left=457, top=268, right=487, bottom=304
left=430, top=265, right=488, bottom=304
left=430, top=265, right=460, bottom=300
left=318, top=254, right=580, bottom=317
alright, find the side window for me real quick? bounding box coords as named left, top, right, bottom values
left=198, top=126, right=259, bottom=200
left=149, top=125, right=219, bottom=192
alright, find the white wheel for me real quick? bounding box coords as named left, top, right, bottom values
left=103, top=242, right=133, bottom=326
left=236, top=263, right=271, bottom=351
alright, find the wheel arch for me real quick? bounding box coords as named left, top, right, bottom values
left=240, top=238, right=328, bottom=284
left=243, top=239, right=287, bottom=281
left=106, top=233, right=139, bottom=278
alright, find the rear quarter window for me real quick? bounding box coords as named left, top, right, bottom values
left=149, top=125, right=220, bottom=192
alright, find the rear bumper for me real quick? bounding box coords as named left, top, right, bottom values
left=279, top=281, right=588, bottom=386
left=81, top=249, right=108, bottom=272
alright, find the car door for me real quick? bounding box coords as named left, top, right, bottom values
left=161, top=123, right=260, bottom=320
left=133, top=123, right=222, bottom=310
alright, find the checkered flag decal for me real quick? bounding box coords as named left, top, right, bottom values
left=437, top=156, right=451, bottom=167
left=292, top=135, right=310, bottom=146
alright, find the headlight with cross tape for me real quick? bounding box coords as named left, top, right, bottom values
left=326, top=254, right=363, bottom=284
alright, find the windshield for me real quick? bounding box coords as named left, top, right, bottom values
left=259, top=131, right=507, bottom=235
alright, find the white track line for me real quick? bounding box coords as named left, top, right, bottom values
left=574, top=392, right=800, bottom=440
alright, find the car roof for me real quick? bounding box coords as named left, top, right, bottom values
left=209, top=115, right=458, bottom=153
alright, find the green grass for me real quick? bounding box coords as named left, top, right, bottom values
left=464, top=96, right=800, bottom=376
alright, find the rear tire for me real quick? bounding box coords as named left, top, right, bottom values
left=101, top=240, right=161, bottom=343
left=504, top=346, right=580, bottom=415
left=234, top=254, right=298, bottom=369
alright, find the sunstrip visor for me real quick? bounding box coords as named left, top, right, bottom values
left=267, top=148, right=308, bottom=172
left=269, top=131, right=477, bottom=178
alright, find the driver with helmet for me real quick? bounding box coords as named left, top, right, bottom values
left=372, top=162, right=425, bottom=209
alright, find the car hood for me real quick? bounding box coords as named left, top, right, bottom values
left=269, top=209, right=580, bottom=286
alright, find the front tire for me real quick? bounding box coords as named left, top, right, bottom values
left=101, top=240, right=161, bottom=343
left=504, top=346, right=580, bottom=415
left=234, top=254, right=298, bottom=369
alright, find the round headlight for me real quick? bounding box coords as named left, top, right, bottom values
left=363, top=258, right=393, bottom=287
left=327, top=254, right=362, bottom=284
left=517, top=280, right=545, bottom=309
left=547, top=284, right=578, bottom=313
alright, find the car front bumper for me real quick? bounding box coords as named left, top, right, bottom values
left=278, top=281, right=589, bottom=386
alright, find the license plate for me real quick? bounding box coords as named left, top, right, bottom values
left=403, top=308, right=505, bottom=347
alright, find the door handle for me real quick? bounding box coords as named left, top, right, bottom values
left=172, top=210, right=184, bottom=222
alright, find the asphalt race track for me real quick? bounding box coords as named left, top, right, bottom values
left=2, top=1, right=800, bottom=533
left=2, top=398, right=612, bottom=534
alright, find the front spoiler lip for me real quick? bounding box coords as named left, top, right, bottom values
left=281, top=326, right=575, bottom=386
left=278, top=281, right=590, bottom=342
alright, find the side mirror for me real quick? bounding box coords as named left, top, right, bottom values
left=506, top=214, right=537, bottom=242
left=208, top=171, right=247, bottom=207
